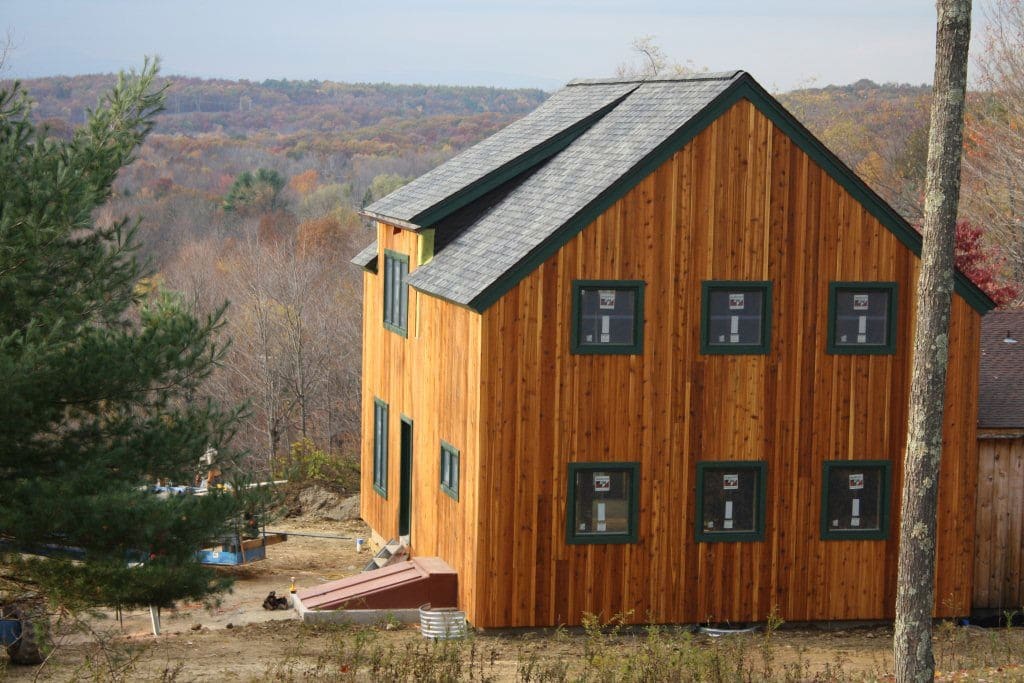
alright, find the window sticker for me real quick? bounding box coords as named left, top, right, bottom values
left=849, top=473, right=864, bottom=490
left=599, top=290, right=616, bottom=309
left=853, top=294, right=870, bottom=311
left=723, top=473, right=739, bottom=490
left=593, top=474, right=611, bottom=492
left=728, top=293, right=745, bottom=310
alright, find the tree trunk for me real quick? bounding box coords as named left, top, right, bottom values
left=893, top=2, right=972, bottom=681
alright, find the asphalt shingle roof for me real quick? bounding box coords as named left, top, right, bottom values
left=979, top=310, right=1024, bottom=429
left=406, top=73, right=742, bottom=306
left=362, top=81, right=638, bottom=225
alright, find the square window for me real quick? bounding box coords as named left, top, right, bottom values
left=440, top=441, right=460, bottom=501
left=827, top=282, right=897, bottom=354
left=373, top=398, right=389, bottom=498
left=566, top=462, right=640, bottom=544
left=571, top=280, right=645, bottom=354
left=821, top=461, right=890, bottom=540
left=700, top=281, right=772, bottom=354
left=696, top=461, right=766, bottom=542
left=383, top=250, right=410, bottom=336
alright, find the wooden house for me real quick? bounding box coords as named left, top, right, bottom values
left=975, top=309, right=1024, bottom=613
left=352, top=71, right=995, bottom=628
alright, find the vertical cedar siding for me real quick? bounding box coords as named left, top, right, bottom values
left=974, top=431, right=1024, bottom=611
left=359, top=222, right=483, bottom=621
left=473, top=99, right=981, bottom=627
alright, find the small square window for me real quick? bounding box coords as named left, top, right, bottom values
left=440, top=441, right=460, bottom=501
left=372, top=398, right=389, bottom=498
left=827, top=282, right=897, bottom=354
left=383, top=250, right=409, bottom=336
left=696, top=461, right=766, bottom=542
left=821, top=461, right=890, bottom=540
left=566, top=462, right=640, bottom=544
left=700, top=281, right=772, bottom=354
left=571, top=280, right=645, bottom=355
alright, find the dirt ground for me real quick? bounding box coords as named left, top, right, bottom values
left=3, top=516, right=1024, bottom=681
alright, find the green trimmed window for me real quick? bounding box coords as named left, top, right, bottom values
left=571, top=280, right=645, bottom=354
left=696, top=461, right=766, bottom=542
left=700, top=281, right=772, bottom=354
left=821, top=460, right=890, bottom=540
left=827, top=282, right=897, bottom=354
left=372, top=398, right=388, bottom=497
left=566, top=462, right=639, bottom=544
left=440, top=441, right=460, bottom=501
left=383, top=250, right=410, bottom=336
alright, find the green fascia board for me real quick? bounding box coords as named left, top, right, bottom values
left=819, top=459, right=891, bottom=541
left=565, top=461, right=640, bottom=545
left=382, top=249, right=410, bottom=338
left=466, top=75, right=994, bottom=315
left=695, top=460, right=767, bottom=543
left=410, top=92, right=637, bottom=229
left=570, top=279, right=646, bottom=355
left=826, top=282, right=898, bottom=355
left=440, top=439, right=460, bottom=502
left=699, top=280, right=773, bottom=355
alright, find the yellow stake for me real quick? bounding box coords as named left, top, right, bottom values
left=290, top=576, right=296, bottom=594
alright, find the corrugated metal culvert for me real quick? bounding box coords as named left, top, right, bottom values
left=419, top=604, right=467, bottom=639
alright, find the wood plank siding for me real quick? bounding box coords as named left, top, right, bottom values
left=359, top=223, right=483, bottom=620
left=974, top=430, right=1024, bottom=611
left=473, top=99, right=981, bottom=627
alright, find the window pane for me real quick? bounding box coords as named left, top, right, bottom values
left=834, top=290, right=889, bottom=346
left=707, top=289, right=763, bottom=346
left=572, top=469, right=632, bottom=535
left=826, top=465, right=883, bottom=532
left=579, top=287, right=636, bottom=346
left=701, top=467, right=759, bottom=534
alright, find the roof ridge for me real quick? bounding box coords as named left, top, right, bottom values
left=567, top=71, right=744, bottom=86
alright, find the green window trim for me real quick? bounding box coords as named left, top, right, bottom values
left=700, top=281, right=772, bottom=355
left=372, top=398, right=389, bottom=498
left=570, top=280, right=645, bottom=355
left=695, top=461, right=767, bottom=543
left=440, top=440, right=460, bottom=501
left=826, top=282, right=897, bottom=355
left=383, top=249, right=410, bottom=337
left=565, top=462, right=640, bottom=545
left=820, top=460, right=891, bottom=541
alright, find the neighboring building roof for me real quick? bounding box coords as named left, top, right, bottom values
left=979, top=310, right=1024, bottom=429
left=354, top=71, right=996, bottom=314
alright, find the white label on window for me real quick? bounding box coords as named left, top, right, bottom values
left=599, top=290, right=616, bottom=309
left=840, top=334, right=848, bottom=342
left=729, top=293, right=745, bottom=310
left=600, top=334, right=611, bottom=343
left=718, top=334, right=726, bottom=342
left=832, top=519, right=839, bottom=527
left=596, top=522, right=607, bottom=531
left=730, top=316, right=740, bottom=344
left=597, top=502, right=606, bottom=521
left=706, top=520, right=715, bottom=529
left=594, top=474, right=611, bottom=492
left=723, top=474, right=739, bottom=490
left=851, top=517, right=860, bottom=527
left=724, top=500, right=733, bottom=520
left=849, top=474, right=864, bottom=490
left=852, top=498, right=860, bottom=517
left=857, top=315, right=867, bottom=343
left=580, top=523, right=587, bottom=530
left=586, top=334, right=594, bottom=342
left=853, top=294, right=870, bottom=311
left=601, top=316, right=610, bottom=334
left=724, top=519, right=734, bottom=529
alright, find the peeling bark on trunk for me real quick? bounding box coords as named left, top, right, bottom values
left=893, top=2, right=972, bottom=681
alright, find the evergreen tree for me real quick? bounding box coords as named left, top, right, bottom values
left=0, top=61, right=244, bottom=609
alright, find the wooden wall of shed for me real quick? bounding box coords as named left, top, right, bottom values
left=974, top=431, right=1024, bottom=611
left=472, top=98, right=981, bottom=628
left=359, top=222, right=483, bottom=619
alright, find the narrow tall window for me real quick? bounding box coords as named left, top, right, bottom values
left=827, top=282, right=897, bottom=354
left=570, top=280, right=645, bottom=355
left=373, top=398, right=389, bottom=497
left=440, top=441, right=460, bottom=501
left=383, top=250, right=410, bottom=336
left=700, top=281, right=772, bottom=355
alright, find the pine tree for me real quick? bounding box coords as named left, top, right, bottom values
left=0, top=61, right=244, bottom=609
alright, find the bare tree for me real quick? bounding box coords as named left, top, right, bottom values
left=893, top=1, right=972, bottom=681
left=614, top=36, right=697, bottom=79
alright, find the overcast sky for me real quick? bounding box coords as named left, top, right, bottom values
left=0, top=1, right=995, bottom=91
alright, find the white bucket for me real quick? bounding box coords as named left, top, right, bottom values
left=419, top=603, right=467, bottom=639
